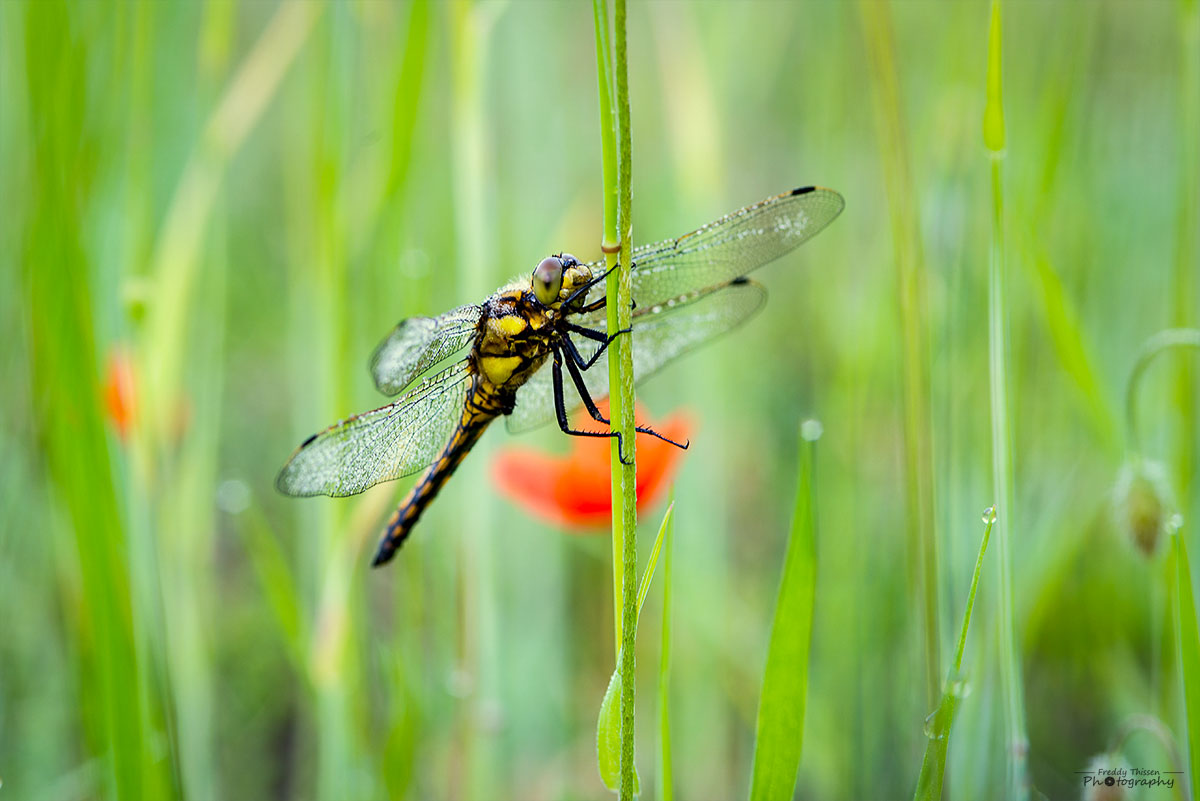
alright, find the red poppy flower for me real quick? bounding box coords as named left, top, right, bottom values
left=491, top=400, right=693, bottom=531
left=103, top=345, right=137, bottom=440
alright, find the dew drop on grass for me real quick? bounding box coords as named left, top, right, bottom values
left=922, top=707, right=947, bottom=741
left=1169, top=513, right=1185, bottom=533
left=982, top=505, right=997, bottom=524
left=800, top=418, right=823, bottom=442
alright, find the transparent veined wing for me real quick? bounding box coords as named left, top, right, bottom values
left=584, top=187, right=842, bottom=312
left=369, top=305, right=482, bottom=396
left=278, top=360, right=476, bottom=497
left=505, top=278, right=767, bottom=434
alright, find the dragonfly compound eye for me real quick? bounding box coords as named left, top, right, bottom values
left=532, top=256, right=565, bottom=306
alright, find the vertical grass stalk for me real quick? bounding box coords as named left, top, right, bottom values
left=612, top=2, right=639, bottom=797
left=450, top=1, right=501, bottom=794
left=1172, top=0, right=1199, bottom=518
left=983, top=2, right=1029, bottom=796
left=593, top=0, right=639, bottom=796
left=1173, top=529, right=1200, bottom=798
left=591, top=0, right=622, bottom=656
left=857, top=0, right=941, bottom=708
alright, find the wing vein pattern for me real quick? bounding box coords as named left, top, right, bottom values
left=278, top=359, right=476, bottom=497
left=506, top=280, right=767, bottom=433
left=623, top=186, right=842, bottom=310
left=507, top=187, right=841, bottom=433
left=370, top=304, right=482, bottom=395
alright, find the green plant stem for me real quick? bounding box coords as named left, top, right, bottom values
left=913, top=508, right=994, bottom=801
left=591, top=0, right=622, bottom=657
left=1173, top=0, right=1199, bottom=518
left=1173, top=528, right=1200, bottom=800
left=1125, top=329, right=1200, bottom=453
left=450, top=2, right=501, bottom=796
left=984, top=2, right=1029, bottom=796
left=857, top=0, right=940, bottom=709
left=953, top=511, right=993, bottom=676
left=610, top=0, right=639, bottom=797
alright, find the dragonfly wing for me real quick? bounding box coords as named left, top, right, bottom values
left=505, top=278, right=767, bottom=434
left=627, top=186, right=842, bottom=309
left=278, top=360, right=476, bottom=497
left=369, top=304, right=483, bottom=395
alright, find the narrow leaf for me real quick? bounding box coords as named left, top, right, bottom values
left=657, top=492, right=675, bottom=801
left=597, top=667, right=640, bottom=795
left=1173, top=530, right=1200, bottom=787
left=749, top=421, right=820, bottom=801
left=597, top=501, right=673, bottom=794
left=913, top=506, right=995, bottom=801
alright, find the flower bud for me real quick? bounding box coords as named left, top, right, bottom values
left=1114, top=459, right=1175, bottom=557
left=1082, top=752, right=1129, bottom=801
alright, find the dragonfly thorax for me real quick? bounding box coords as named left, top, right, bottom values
left=476, top=288, right=557, bottom=391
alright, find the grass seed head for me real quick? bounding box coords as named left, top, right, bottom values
left=1114, top=459, right=1176, bottom=557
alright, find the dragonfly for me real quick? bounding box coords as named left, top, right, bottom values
left=277, top=186, right=844, bottom=566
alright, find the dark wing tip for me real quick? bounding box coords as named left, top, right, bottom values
left=791, top=184, right=845, bottom=206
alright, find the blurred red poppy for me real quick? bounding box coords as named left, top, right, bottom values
left=491, top=400, right=693, bottom=531
left=103, top=345, right=137, bottom=439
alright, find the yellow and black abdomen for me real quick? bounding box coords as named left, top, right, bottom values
left=371, top=403, right=497, bottom=566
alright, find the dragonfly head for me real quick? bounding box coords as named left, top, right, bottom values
left=532, top=253, right=583, bottom=308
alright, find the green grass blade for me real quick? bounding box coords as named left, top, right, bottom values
left=597, top=501, right=674, bottom=794
left=913, top=507, right=996, bottom=801
left=1172, top=0, right=1199, bottom=515
left=858, top=0, right=941, bottom=708
left=21, top=3, right=168, bottom=797
left=596, top=0, right=639, bottom=797
left=1173, top=529, right=1200, bottom=797
left=748, top=420, right=820, bottom=801
left=241, top=504, right=307, bottom=667
left=1024, top=245, right=1121, bottom=458
left=637, top=502, right=674, bottom=620
left=658, top=490, right=675, bottom=801
left=983, top=2, right=1029, bottom=796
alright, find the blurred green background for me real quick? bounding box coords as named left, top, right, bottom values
left=2, top=1, right=1198, bottom=799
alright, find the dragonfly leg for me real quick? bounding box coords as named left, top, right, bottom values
left=577, top=295, right=636, bottom=315
left=550, top=345, right=630, bottom=463
left=559, top=341, right=689, bottom=456
left=563, top=263, right=617, bottom=307
left=560, top=323, right=630, bottom=370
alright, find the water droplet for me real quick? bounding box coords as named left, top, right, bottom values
left=946, top=678, right=972, bottom=699
left=800, top=419, right=823, bottom=442
left=1169, top=513, right=1185, bottom=533
left=982, top=505, right=997, bottom=524
left=923, top=707, right=947, bottom=740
